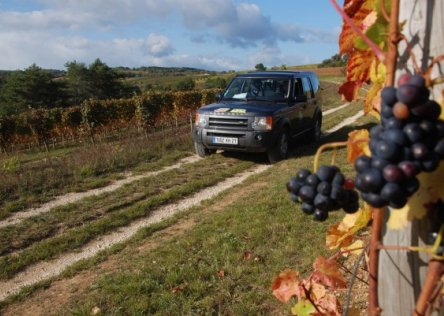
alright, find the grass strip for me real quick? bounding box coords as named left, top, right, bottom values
left=0, top=157, right=254, bottom=280
left=0, top=155, right=243, bottom=255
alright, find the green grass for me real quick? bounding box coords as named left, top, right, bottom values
left=54, top=116, right=375, bottom=315
left=0, top=130, right=194, bottom=220
left=0, top=155, right=255, bottom=280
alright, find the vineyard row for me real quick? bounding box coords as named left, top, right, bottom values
left=0, top=89, right=222, bottom=152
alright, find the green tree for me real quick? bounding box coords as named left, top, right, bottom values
left=0, top=64, right=67, bottom=115
left=65, top=58, right=136, bottom=105
left=255, top=63, right=267, bottom=71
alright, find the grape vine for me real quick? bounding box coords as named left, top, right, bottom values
left=273, top=0, right=444, bottom=315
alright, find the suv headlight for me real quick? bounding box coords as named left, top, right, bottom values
left=195, top=113, right=207, bottom=127
left=252, top=116, right=272, bottom=130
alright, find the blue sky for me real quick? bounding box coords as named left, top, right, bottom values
left=0, top=0, right=342, bottom=71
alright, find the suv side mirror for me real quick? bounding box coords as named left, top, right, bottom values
left=294, top=95, right=307, bottom=102
left=216, top=93, right=222, bottom=101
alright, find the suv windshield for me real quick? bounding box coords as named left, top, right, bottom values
left=222, top=77, right=290, bottom=102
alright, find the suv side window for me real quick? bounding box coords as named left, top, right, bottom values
left=301, top=77, right=314, bottom=99
left=294, top=78, right=304, bottom=98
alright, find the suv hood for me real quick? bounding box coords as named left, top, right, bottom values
left=198, top=101, right=287, bottom=116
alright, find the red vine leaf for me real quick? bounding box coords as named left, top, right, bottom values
left=312, top=257, right=347, bottom=289
left=338, top=81, right=361, bottom=101
left=347, top=50, right=374, bottom=83
left=272, top=269, right=301, bottom=303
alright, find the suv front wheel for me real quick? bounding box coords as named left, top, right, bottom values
left=195, top=142, right=215, bottom=157
left=267, top=130, right=289, bottom=163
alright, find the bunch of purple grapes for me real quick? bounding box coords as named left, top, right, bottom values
left=354, top=74, right=444, bottom=209
left=286, top=166, right=359, bottom=221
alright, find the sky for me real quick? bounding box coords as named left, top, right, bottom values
left=0, top=0, right=343, bottom=71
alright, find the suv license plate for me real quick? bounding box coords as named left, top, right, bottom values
left=213, top=136, right=238, bottom=145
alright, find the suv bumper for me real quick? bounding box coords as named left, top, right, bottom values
left=193, top=127, right=275, bottom=153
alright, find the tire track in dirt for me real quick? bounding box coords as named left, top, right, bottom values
left=0, top=164, right=270, bottom=301
left=0, top=155, right=201, bottom=229
left=0, top=108, right=366, bottom=302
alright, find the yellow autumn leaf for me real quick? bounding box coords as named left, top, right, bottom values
left=327, top=204, right=372, bottom=249
left=347, top=129, right=370, bottom=163
left=342, top=240, right=365, bottom=256
left=388, top=163, right=444, bottom=230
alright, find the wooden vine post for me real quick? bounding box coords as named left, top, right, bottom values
left=378, top=0, right=444, bottom=314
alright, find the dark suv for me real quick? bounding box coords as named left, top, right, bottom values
left=193, top=71, right=322, bottom=163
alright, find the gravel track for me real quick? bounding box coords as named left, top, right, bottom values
left=0, top=155, right=201, bottom=229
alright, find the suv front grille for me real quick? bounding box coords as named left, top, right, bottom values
left=208, top=116, right=249, bottom=131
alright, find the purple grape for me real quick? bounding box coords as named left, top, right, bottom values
left=381, top=86, right=397, bottom=106
left=402, top=177, right=420, bottom=196
left=317, top=182, right=331, bottom=195
left=314, top=209, right=328, bottom=221
left=411, top=143, right=429, bottom=160
left=360, top=168, right=384, bottom=193
left=384, top=117, right=404, bottom=130
left=299, top=185, right=316, bottom=202
left=383, top=164, right=405, bottom=182
left=384, top=129, right=408, bottom=146
left=286, top=177, right=301, bottom=193
left=354, top=155, right=371, bottom=173
left=381, top=103, right=394, bottom=119
left=398, top=161, right=419, bottom=177
left=343, top=202, right=360, bottom=214
left=371, top=157, right=390, bottom=170
left=314, top=194, right=332, bottom=211
left=375, top=140, right=401, bottom=161
left=301, top=202, right=315, bottom=214
left=361, top=192, right=387, bottom=208
left=404, top=123, right=424, bottom=143
left=411, top=100, right=441, bottom=120
left=306, top=174, right=320, bottom=187
left=330, top=185, right=346, bottom=200
left=408, top=74, right=426, bottom=87
left=316, top=165, right=335, bottom=182
left=380, top=183, right=407, bottom=208
left=296, top=168, right=311, bottom=182
left=370, top=125, right=384, bottom=139
left=332, top=172, right=345, bottom=186
left=396, top=84, right=428, bottom=106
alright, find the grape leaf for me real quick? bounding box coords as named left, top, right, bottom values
left=339, top=50, right=375, bottom=101
left=338, top=81, right=361, bottom=102
left=364, top=59, right=386, bottom=115
left=327, top=205, right=372, bottom=249
left=312, top=256, right=347, bottom=289
left=291, top=298, right=316, bottom=316
left=339, top=0, right=376, bottom=55
left=347, top=50, right=374, bottom=83
left=347, top=129, right=370, bottom=163
left=388, top=163, right=444, bottom=229
left=316, top=292, right=342, bottom=316
left=272, top=269, right=301, bottom=302
left=342, top=239, right=365, bottom=256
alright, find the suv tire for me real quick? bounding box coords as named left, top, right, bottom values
left=267, top=130, right=289, bottom=163
left=309, top=116, right=322, bottom=142
left=195, top=142, right=214, bottom=157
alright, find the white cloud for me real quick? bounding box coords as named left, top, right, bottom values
left=0, top=0, right=339, bottom=70
left=145, top=33, right=174, bottom=57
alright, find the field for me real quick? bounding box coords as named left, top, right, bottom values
left=0, top=76, right=375, bottom=315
